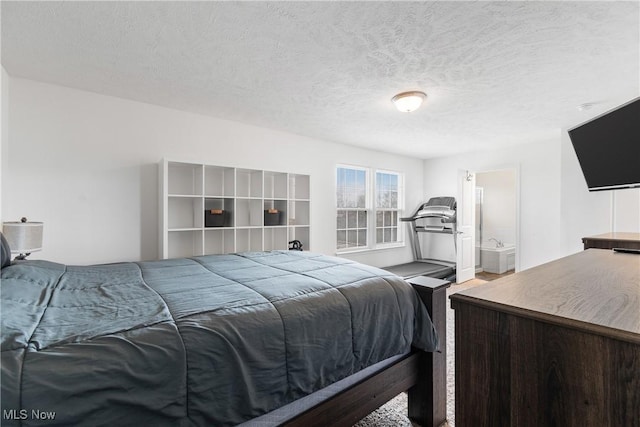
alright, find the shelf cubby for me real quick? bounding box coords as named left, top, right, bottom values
left=287, top=200, right=310, bottom=226
left=289, top=174, right=310, bottom=200
left=204, top=229, right=234, bottom=254
left=168, top=162, right=203, bottom=195
left=236, top=169, right=263, bottom=198
left=264, top=171, right=288, bottom=199
left=204, top=198, right=234, bottom=227
left=168, top=196, right=203, bottom=229
left=264, top=199, right=288, bottom=226
left=205, top=166, right=234, bottom=197
left=161, top=159, right=310, bottom=258
left=236, top=199, right=263, bottom=227
left=264, top=227, right=288, bottom=251
left=236, top=228, right=264, bottom=253
left=288, top=226, right=310, bottom=251
left=168, top=230, right=203, bottom=258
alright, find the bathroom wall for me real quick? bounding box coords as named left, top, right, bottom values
left=476, top=169, right=517, bottom=247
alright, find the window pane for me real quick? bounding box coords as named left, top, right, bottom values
left=390, top=191, right=398, bottom=208
left=384, top=228, right=391, bottom=242
left=337, top=167, right=366, bottom=210
left=346, top=168, right=355, bottom=187
left=347, top=230, right=357, bottom=248
left=376, top=172, right=400, bottom=209
left=346, top=190, right=354, bottom=208
left=376, top=228, right=383, bottom=243
left=376, top=211, right=383, bottom=227
left=375, top=173, right=382, bottom=207
left=378, top=191, right=385, bottom=208
left=384, top=211, right=392, bottom=226
left=391, top=227, right=397, bottom=242
left=357, top=189, right=366, bottom=208
left=357, top=229, right=367, bottom=247
left=337, top=231, right=347, bottom=249
left=336, top=168, right=345, bottom=208
left=357, top=170, right=365, bottom=188
left=337, top=210, right=346, bottom=229
left=347, top=211, right=357, bottom=228
left=358, top=211, right=367, bottom=227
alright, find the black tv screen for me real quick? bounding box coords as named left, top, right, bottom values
left=568, top=97, right=640, bottom=191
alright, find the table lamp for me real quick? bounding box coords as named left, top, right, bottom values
left=2, top=217, right=43, bottom=260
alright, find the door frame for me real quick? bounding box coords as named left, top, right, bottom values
left=459, top=165, right=522, bottom=276
left=456, top=169, right=476, bottom=283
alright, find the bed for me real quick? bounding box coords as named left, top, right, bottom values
left=1, top=248, right=448, bottom=426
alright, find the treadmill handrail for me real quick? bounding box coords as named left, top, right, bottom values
left=414, top=226, right=455, bottom=234
left=401, top=212, right=456, bottom=221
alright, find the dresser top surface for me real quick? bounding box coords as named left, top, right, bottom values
left=451, top=249, right=640, bottom=343
left=583, top=232, right=640, bottom=241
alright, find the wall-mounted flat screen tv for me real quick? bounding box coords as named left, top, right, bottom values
left=568, top=97, right=639, bottom=191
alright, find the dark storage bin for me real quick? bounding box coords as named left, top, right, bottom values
left=205, top=210, right=227, bottom=227
left=264, top=210, right=281, bottom=226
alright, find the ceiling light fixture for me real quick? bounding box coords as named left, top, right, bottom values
left=392, top=91, right=427, bottom=112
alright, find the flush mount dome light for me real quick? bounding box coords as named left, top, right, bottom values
left=577, top=102, right=594, bottom=111
left=392, top=91, right=427, bottom=112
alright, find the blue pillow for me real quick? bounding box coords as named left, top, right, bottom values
left=1, top=232, right=11, bottom=268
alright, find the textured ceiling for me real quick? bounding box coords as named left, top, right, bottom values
left=2, top=1, right=639, bottom=159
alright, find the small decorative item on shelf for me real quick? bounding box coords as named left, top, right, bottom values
left=288, top=240, right=303, bottom=251
left=264, top=209, right=280, bottom=226
left=205, top=209, right=227, bottom=227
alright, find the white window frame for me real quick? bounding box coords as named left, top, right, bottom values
left=374, top=169, right=404, bottom=249
left=336, top=165, right=370, bottom=251
left=336, top=164, right=404, bottom=254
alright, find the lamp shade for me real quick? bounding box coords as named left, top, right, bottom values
left=2, top=221, right=43, bottom=253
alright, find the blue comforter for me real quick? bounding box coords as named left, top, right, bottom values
left=1, top=251, right=437, bottom=426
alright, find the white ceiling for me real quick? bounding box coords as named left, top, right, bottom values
left=2, top=1, right=639, bottom=159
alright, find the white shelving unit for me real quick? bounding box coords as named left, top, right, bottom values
left=160, top=159, right=310, bottom=259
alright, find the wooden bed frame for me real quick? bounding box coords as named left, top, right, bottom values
left=284, top=276, right=450, bottom=427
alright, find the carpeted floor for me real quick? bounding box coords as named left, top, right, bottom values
left=354, top=278, right=488, bottom=427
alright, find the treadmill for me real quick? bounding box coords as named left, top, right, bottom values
left=382, top=197, right=457, bottom=281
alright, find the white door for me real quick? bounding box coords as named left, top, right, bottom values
left=456, top=169, right=476, bottom=283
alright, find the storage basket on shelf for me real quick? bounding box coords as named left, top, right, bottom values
left=205, top=209, right=228, bottom=227
left=264, top=209, right=281, bottom=226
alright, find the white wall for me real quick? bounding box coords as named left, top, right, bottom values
left=1, top=67, right=9, bottom=218
left=424, top=131, right=640, bottom=272
left=423, top=137, right=563, bottom=271
left=560, top=130, right=640, bottom=254
left=476, top=169, right=516, bottom=246
left=613, top=190, right=640, bottom=232
left=2, top=76, right=423, bottom=266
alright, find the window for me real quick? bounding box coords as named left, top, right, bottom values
left=375, top=171, right=400, bottom=244
left=336, top=166, right=403, bottom=252
left=336, top=167, right=368, bottom=250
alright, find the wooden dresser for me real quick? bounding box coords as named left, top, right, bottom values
left=450, top=249, right=640, bottom=427
left=582, top=232, right=640, bottom=250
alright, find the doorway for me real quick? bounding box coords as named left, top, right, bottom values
left=474, top=168, right=517, bottom=277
